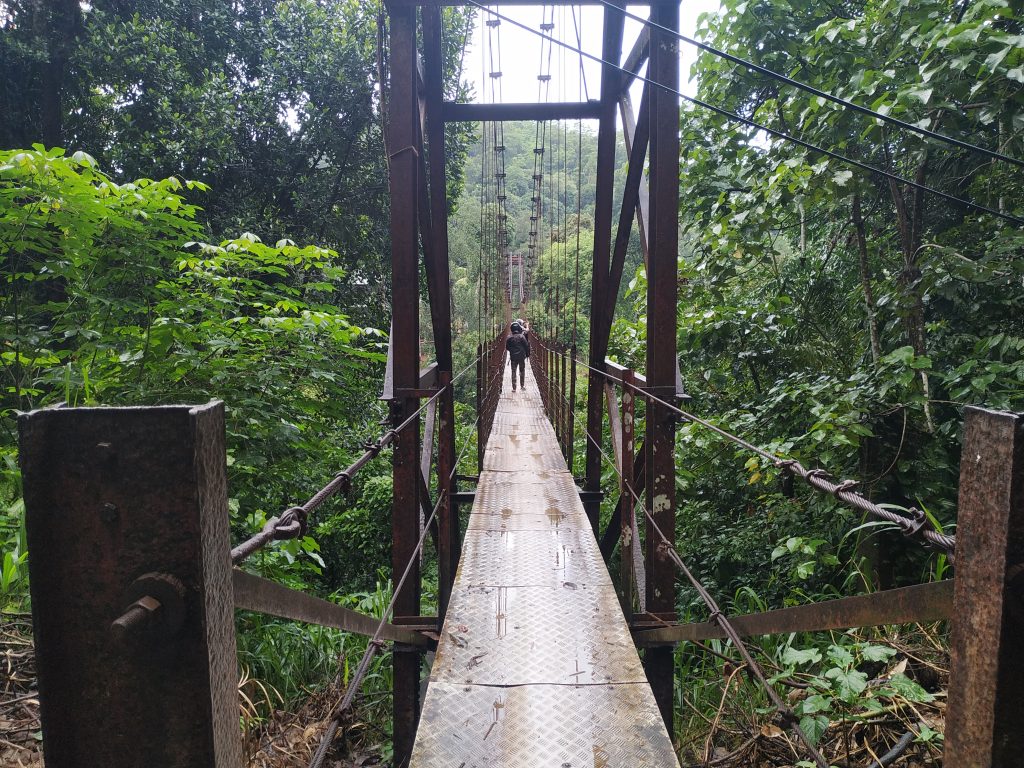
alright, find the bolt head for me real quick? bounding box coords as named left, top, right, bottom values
left=100, top=502, right=118, bottom=523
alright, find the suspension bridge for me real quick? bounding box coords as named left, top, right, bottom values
left=16, top=2, right=1024, bottom=768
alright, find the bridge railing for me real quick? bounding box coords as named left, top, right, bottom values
left=530, top=340, right=1024, bottom=767
left=16, top=331, right=508, bottom=768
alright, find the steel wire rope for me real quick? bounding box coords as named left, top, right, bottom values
left=558, top=349, right=956, bottom=556
left=464, top=1, right=1024, bottom=227
left=231, top=352, right=484, bottom=565
left=549, top=112, right=556, bottom=338
left=308, top=490, right=443, bottom=768
left=568, top=7, right=585, bottom=470
left=529, top=5, right=555, bottom=310
left=485, top=7, right=504, bottom=330
left=565, top=404, right=830, bottom=768
left=592, top=0, right=1024, bottom=170
left=570, top=4, right=590, bottom=102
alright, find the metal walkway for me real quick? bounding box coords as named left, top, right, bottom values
left=411, top=364, right=679, bottom=767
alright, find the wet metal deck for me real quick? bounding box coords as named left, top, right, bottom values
left=410, top=364, right=679, bottom=767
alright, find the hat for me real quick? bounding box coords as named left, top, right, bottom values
left=511, top=322, right=523, bottom=333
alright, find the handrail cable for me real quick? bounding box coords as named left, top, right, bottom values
left=594, top=0, right=1024, bottom=170
left=570, top=408, right=829, bottom=768
left=308, top=490, right=443, bottom=768
left=464, top=1, right=1024, bottom=228
left=556, top=347, right=956, bottom=556
left=231, top=351, right=483, bottom=565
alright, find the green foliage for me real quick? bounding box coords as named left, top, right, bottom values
left=236, top=579, right=397, bottom=723
left=0, top=142, right=411, bottom=748
left=663, top=1, right=1022, bottom=752
left=2, top=0, right=476, bottom=332
left=0, top=147, right=398, bottom=607
left=778, top=639, right=932, bottom=745
left=631, top=0, right=1024, bottom=618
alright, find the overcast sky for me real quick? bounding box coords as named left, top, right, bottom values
left=462, top=2, right=722, bottom=112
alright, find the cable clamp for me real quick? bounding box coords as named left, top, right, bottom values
left=273, top=506, right=308, bottom=540
left=804, top=468, right=832, bottom=485
left=832, top=479, right=859, bottom=497
left=902, top=507, right=932, bottom=539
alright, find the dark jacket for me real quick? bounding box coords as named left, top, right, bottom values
left=506, top=331, right=530, bottom=361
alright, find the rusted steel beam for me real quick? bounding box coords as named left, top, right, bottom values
left=946, top=407, right=1024, bottom=766
left=20, top=403, right=242, bottom=768
left=567, top=352, right=578, bottom=475
left=420, top=397, right=437, bottom=490
left=584, top=0, right=624, bottom=536
left=387, top=6, right=422, bottom=765
left=634, top=581, right=954, bottom=646
left=605, top=381, right=623, bottom=473
left=599, top=439, right=646, bottom=561
left=618, top=88, right=650, bottom=267
left=621, top=25, right=651, bottom=90
left=233, top=570, right=430, bottom=646
left=602, top=358, right=648, bottom=387
left=620, top=369, right=638, bottom=615
left=603, top=83, right=650, bottom=335
left=416, top=121, right=444, bottom=356
left=476, top=343, right=484, bottom=471
left=436, top=369, right=458, bottom=616
left=443, top=100, right=602, bottom=123
left=382, top=320, right=395, bottom=399
left=644, top=0, right=680, bottom=731
left=423, top=10, right=453, bottom=373
left=423, top=7, right=458, bottom=620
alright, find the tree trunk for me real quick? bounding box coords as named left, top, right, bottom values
left=851, top=192, right=882, bottom=365
left=885, top=144, right=934, bottom=431
left=35, top=0, right=81, bottom=148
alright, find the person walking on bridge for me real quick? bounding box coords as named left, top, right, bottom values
left=506, top=321, right=530, bottom=392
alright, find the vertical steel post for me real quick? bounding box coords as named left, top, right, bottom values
left=387, top=5, right=421, bottom=764
left=945, top=407, right=1024, bottom=766
left=476, top=342, right=484, bottom=472
left=546, top=341, right=553, bottom=426
left=620, top=371, right=636, bottom=614
left=643, top=0, right=679, bottom=732
left=436, top=369, right=458, bottom=616
left=568, top=349, right=578, bottom=475
left=561, top=345, right=569, bottom=460
left=423, top=5, right=458, bottom=621
left=20, top=403, right=242, bottom=768
left=584, top=1, right=624, bottom=535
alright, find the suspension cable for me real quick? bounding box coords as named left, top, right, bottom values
left=567, top=405, right=829, bottom=768
left=231, top=352, right=483, bottom=565
left=593, top=0, right=1024, bottom=170
left=308, top=491, right=442, bottom=768
left=560, top=349, right=956, bottom=556
left=464, top=1, right=1024, bottom=228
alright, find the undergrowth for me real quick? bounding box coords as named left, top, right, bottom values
left=673, top=613, right=947, bottom=767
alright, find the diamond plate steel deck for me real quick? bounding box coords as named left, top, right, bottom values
left=413, top=682, right=678, bottom=767
left=411, top=364, right=679, bottom=767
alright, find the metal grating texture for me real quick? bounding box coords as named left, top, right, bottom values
left=411, top=363, right=679, bottom=767
left=457, top=526, right=612, bottom=588
left=412, top=682, right=678, bottom=768
left=432, top=583, right=645, bottom=686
